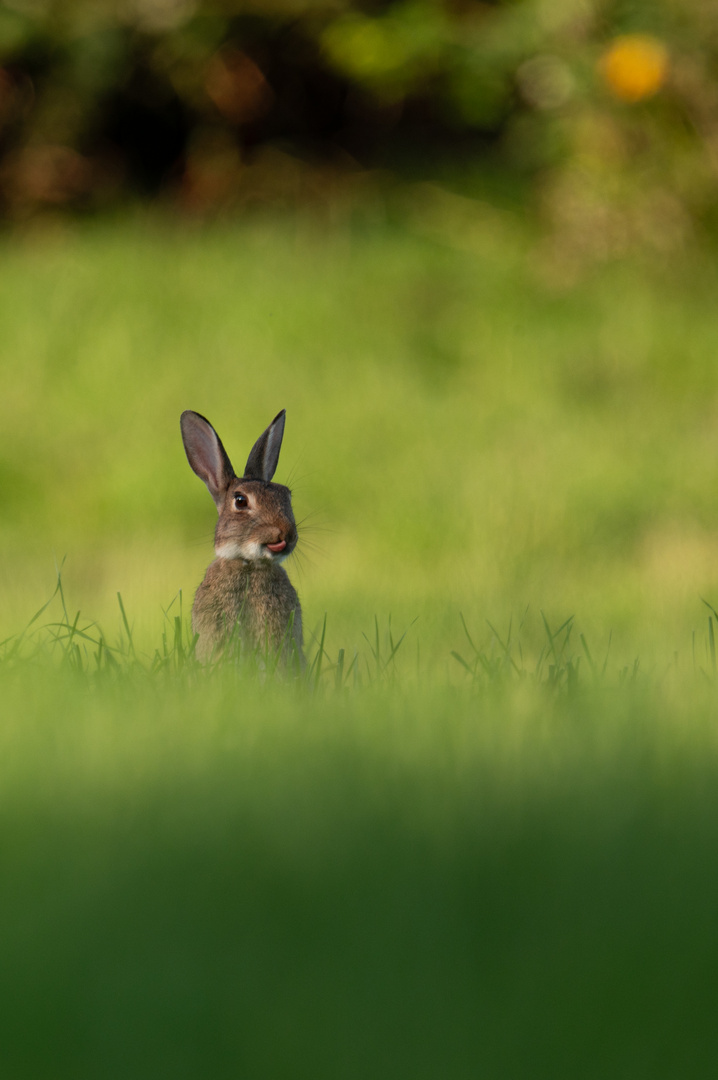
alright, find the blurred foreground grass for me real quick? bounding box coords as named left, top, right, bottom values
left=4, top=214, right=718, bottom=1074
left=3, top=642, right=718, bottom=1077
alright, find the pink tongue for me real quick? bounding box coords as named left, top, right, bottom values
left=266, top=540, right=287, bottom=553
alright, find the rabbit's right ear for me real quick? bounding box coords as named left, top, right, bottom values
left=244, top=409, right=286, bottom=482
left=180, top=411, right=235, bottom=509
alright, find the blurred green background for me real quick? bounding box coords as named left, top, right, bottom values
left=0, top=0, right=716, bottom=663
left=4, top=3, right=718, bottom=1078
left=2, top=215, right=718, bottom=666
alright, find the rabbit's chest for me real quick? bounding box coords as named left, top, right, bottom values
left=192, top=558, right=298, bottom=651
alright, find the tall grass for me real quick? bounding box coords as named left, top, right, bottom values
left=3, top=583, right=718, bottom=1077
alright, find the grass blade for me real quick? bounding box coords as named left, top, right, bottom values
left=117, top=592, right=135, bottom=658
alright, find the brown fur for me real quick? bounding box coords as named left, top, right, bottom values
left=214, top=479, right=296, bottom=553
left=192, top=556, right=303, bottom=664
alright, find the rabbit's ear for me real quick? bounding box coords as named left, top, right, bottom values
left=180, top=411, right=235, bottom=508
left=243, top=409, right=286, bottom=482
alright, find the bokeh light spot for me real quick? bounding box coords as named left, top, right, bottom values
left=601, top=34, right=668, bottom=103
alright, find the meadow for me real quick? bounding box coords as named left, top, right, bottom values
left=3, top=206, right=718, bottom=1075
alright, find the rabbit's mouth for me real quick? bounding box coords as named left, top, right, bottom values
left=265, top=539, right=294, bottom=563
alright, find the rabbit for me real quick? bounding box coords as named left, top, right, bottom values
left=180, top=408, right=303, bottom=666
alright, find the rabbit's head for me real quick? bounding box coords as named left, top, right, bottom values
left=180, top=409, right=298, bottom=563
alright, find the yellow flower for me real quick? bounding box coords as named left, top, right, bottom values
left=601, top=34, right=668, bottom=103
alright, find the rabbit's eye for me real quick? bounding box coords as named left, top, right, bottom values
left=233, top=493, right=248, bottom=510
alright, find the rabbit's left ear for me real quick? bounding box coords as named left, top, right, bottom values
left=180, top=410, right=235, bottom=509
left=244, top=409, right=286, bottom=482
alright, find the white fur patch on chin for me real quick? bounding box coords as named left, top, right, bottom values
left=215, top=540, right=265, bottom=561
left=216, top=540, right=291, bottom=563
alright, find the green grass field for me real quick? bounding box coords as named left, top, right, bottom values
left=3, top=211, right=718, bottom=1076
